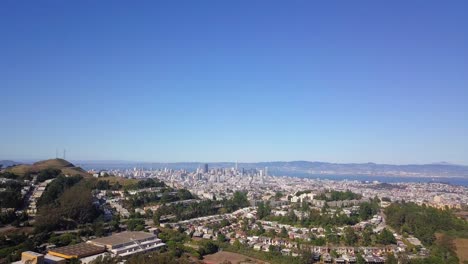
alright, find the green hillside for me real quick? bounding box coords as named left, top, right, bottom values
left=6, top=158, right=90, bottom=178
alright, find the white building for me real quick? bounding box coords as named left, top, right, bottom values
left=88, top=231, right=165, bottom=257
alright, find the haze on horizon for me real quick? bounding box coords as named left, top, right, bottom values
left=1, top=1, right=468, bottom=165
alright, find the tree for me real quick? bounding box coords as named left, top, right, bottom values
left=109, top=215, right=121, bottom=232
left=59, top=183, right=98, bottom=224
left=377, top=228, right=396, bottom=245
left=359, top=201, right=379, bottom=220
left=0, top=189, right=23, bottom=209
left=153, top=211, right=161, bottom=226
left=267, top=228, right=277, bottom=238
left=69, top=258, right=81, bottom=264
left=232, top=191, right=249, bottom=209
left=256, top=222, right=265, bottom=235
left=257, top=201, right=271, bottom=219
left=37, top=168, right=61, bottom=182
left=280, top=226, right=288, bottom=238
left=89, top=254, right=121, bottom=264
left=362, top=226, right=373, bottom=246
left=275, top=192, right=283, bottom=200
left=126, top=218, right=145, bottom=231
left=268, top=245, right=277, bottom=254
left=217, top=233, right=226, bottom=242
left=330, top=249, right=338, bottom=258
left=385, top=202, right=467, bottom=246
left=233, top=239, right=242, bottom=250
left=344, top=227, right=358, bottom=246
left=38, top=175, right=82, bottom=206
left=356, top=253, right=365, bottom=264
left=386, top=253, right=397, bottom=264
left=34, top=204, right=62, bottom=232
left=96, top=180, right=110, bottom=190
left=198, top=241, right=218, bottom=256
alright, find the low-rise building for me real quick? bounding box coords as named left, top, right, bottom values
left=47, top=243, right=105, bottom=260
left=88, top=231, right=165, bottom=257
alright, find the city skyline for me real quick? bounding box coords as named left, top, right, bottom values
left=2, top=1, right=468, bottom=164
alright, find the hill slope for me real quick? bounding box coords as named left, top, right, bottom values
left=7, top=158, right=90, bottom=177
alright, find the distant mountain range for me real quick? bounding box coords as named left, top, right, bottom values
left=72, top=160, right=468, bottom=178
left=0, top=160, right=21, bottom=169
left=4, top=159, right=468, bottom=178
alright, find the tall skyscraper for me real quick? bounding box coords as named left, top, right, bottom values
left=203, top=163, right=209, bottom=173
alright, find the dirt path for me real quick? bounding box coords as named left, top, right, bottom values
left=454, top=238, right=468, bottom=264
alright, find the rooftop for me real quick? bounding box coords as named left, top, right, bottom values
left=48, top=243, right=105, bottom=259
left=88, top=231, right=157, bottom=247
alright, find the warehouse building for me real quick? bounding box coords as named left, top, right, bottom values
left=47, top=243, right=105, bottom=259
left=88, top=231, right=165, bottom=257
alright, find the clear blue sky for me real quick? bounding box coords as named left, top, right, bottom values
left=1, top=1, right=467, bottom=164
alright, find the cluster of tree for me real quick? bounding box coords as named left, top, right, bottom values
left=309, top=235, right=326, bottom=246
left=294, top=190, right=312, bottom=196
left=257, top=201, right=272, bottom=219
left=126, top=218, right=145, bottom=231
left=0, top=211, right=17, bottom=226
left=126, top=178, right=166, bottom=190
left=274, top=192, right=284, bottom=200
left=315, top=190, right=362, bottom=201
left=0, top=170, right=33, bottom=181
left=197, top=240, right=219, bottom=257
left=48, top=233, right=81, bottom=247
left=376, top=228, right=396, bottom=245
left=205, top=219, right=231, bottom=232
left=156, top=191, right=249, bottom=222
left=37, top=175, right=82, bottom=206
left=125, top=191, right=165, bottom=208
left=95, top=180, right=122, bottom=190
left=224, top=191, right=250, bottom=211
left=74, top=215, right=121, bottom=238
left=0, top=181, right=24, bottom=209
left=266, top=198, right=379, bottom=230
left=396, top=233, right=460, bottom=264
left=267, top=208, right=360, bottom=228
left=0, top=171, right=20, bottom=180
left=35, top=180, right=101, bottom=232
left=344, top=227, right=359, bottom=245
left=385, top=202, right=468, bottom=245
left=125, top=188, right=194, bottom=209
left=358, top=200, right=380, bottom=220
left=89, top=254, right=122, bottom=264
left=37, top=168, right=61, bottom=182
left=0, top=233, right=35, bottom=263
left=331, top=226, right=395, bottom=247
left=0, top=211, right=27, bottom=227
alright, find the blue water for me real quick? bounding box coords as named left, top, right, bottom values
left=286, top=173, right=468, bottom=187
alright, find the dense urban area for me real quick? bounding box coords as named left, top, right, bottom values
left=1, top=159, right=467, bottom=264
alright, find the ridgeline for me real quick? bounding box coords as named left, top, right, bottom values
left=5, top=158, right=90, bottom=178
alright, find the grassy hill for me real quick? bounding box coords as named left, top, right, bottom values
left=6, top=158, right=90, bottom=177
